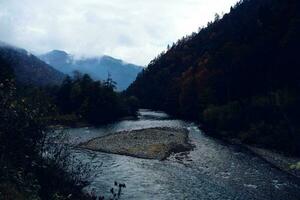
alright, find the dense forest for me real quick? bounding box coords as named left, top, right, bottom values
left=127, top=0, right=300, bottom=155
left=49, top=72, right=139, bottom=125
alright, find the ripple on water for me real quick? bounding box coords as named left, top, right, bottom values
left=62, top=110, right=300, bottom=200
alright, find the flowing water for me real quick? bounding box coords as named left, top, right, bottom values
left=63, top=110, right=300, bottom=199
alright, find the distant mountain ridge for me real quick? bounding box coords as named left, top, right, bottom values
left=39, top=50, right=143, bottom=90
left=0, top=43, right=65, bottom=86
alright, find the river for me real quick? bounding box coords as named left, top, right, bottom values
left=63, top=110, right=300, bottom=199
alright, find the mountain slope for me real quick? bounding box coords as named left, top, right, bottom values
left=0, top=43, right=65, bottom=86
left=39, top=50, right=143, bottom=90
left=127, top=0, right=300, bottom=154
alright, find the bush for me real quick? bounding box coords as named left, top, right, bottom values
left=202, top=90, right=300, bottom=155
left=0, top=65, right=92, bottom=199
left=202, top=102, right=242, bottom=133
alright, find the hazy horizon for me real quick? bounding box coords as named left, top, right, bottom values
left=0, top=0, right=239, bottom=66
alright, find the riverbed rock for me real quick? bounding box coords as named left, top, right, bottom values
left=80, top=127, right=192, bottom=160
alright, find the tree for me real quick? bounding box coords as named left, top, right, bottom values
left=104, top=72, right=117, bottom=90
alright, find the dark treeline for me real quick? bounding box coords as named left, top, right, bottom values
left=127, top=0, right=300, bottom=155
left=49, top=72, right=139, bottom=126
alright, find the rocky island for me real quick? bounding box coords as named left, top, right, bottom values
left=80, top=127, right=192, bottom=160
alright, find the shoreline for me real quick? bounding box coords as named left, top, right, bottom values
left=219, top=136, right=300, bottom=178
left=198, top=125, right=300, bottom=178
left=48, top=116, right=139, bottom=129
left=244, top=145, right=300, bottom=178
left=79, top=127, right=193, bottom=160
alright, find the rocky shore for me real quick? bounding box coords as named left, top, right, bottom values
left=245, top=146, right=300, bottom=178
left=80, top=127, right=192, bottom=160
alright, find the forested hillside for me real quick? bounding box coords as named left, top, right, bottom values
left=0, top=43, right=65, bottom=86
left=127, top=0, right=300, bottom=155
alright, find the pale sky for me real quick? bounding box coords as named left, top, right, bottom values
left=0, top=0, right=239, bottom=66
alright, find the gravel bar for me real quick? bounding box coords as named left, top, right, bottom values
left=80, top=127, right=192, bottom=160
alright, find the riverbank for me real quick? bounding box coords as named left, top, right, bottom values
left=80, top=127, right=192, bottom=160
left=48, top=114, right=139, bottom=129
left=199, top=124, right=300, bottom=178
left=244, top=145, right=300, bottom=178
left=0, top=157, right=93, bottom=200
left=216, top=135, right=300, bottom=178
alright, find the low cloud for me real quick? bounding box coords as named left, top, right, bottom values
left=0, top=0, right=238, bottom=65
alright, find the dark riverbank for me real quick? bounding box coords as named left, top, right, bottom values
left=0, top=163, right=92, bottom=200
left=245, top=145, right=300, bottom=178
left=199, top=124, right=300, bottom=178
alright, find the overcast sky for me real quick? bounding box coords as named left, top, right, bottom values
left=0, top=0, right=238, bottom=66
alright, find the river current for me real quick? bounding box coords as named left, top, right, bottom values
left=63, top=110, right=300, bottom=200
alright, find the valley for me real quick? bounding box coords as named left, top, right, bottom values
left=1, top=0, right=300, bottom=199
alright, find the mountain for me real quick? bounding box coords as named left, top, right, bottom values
left=39, top=50, right=143, bottom=90
left=0, top=43, right=65, bottom=86
left=127, top=0, right=300, bottom=155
